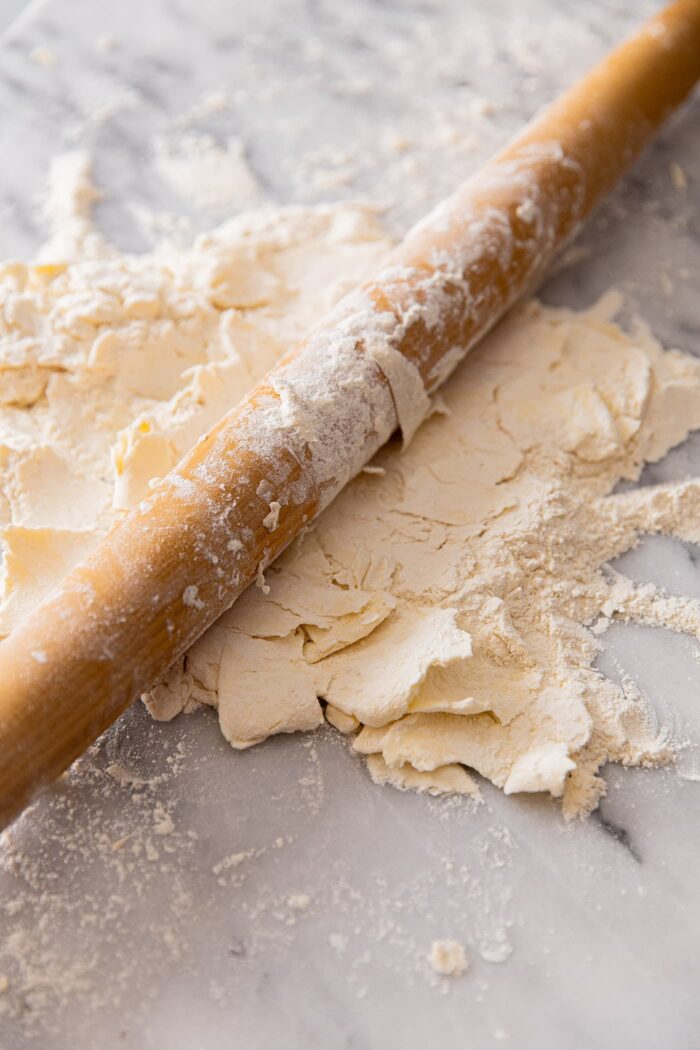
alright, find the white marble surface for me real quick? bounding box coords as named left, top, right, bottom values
left=0, top=1, right=25, bottom=33
left=0, top=1, right=699, bottom=1047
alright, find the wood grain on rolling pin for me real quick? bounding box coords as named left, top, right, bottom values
left=1, top=0, right=699, bottom=828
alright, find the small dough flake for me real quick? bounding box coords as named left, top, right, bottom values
left=262, top=501, right=281, bottom=531
left=428, top=939, right=469, bottom=977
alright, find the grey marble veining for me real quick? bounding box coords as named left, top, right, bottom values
left=0, top=1, right=699, bottom=1048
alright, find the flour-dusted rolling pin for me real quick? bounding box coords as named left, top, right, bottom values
left=1, top=1, right=699, bottom=828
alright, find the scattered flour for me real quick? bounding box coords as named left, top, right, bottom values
left=669, top=161, right=688, bottom=193
left=94, top=34, right=117, bottom=54
left=153, top=134, right=261, bottom=211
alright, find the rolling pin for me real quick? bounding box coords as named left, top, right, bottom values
left=1, top=0, right=699, bottom=829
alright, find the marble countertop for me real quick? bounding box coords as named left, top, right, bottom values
left=1, top=1, right=699, bottom=1047
left=0, top=1, right=26, bottom=33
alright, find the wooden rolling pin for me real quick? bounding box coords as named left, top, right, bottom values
left=1, top=0, right=699, bottom=829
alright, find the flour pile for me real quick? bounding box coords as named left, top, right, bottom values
left=2, top=155, right=700, bottom=818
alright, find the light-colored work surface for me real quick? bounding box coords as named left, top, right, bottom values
left=1, top=1, right=700, bottom=1047
left=0, top=0, right=25, bottom=33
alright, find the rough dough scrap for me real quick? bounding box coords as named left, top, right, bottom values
left=428, top=939, right=469, bottom=977
left=3, top=155, right=700, bottom=819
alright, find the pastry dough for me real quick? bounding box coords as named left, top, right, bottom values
left=4, top=156, right=700, bottom=819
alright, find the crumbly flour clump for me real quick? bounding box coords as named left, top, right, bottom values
left=3, top=156, right=700, bottom=818
left=428, top=940, right=469, bottom=977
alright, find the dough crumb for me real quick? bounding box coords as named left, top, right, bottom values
left=255, top=563, right=270, bottom=595
left=669, top=161, right=688, bottom=192
left=94, top=33, right=117, bottom=53
left=152, top=803, right=175, bottom=836
left=287, top=893, right=311, bottom=911
left=263, top=501, right=281, bottom=531
left=428, top=939, right=469, bottom=976
left=30, top=45, right=57, bottom=67
left=182, top=585, right=204, bottom=609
